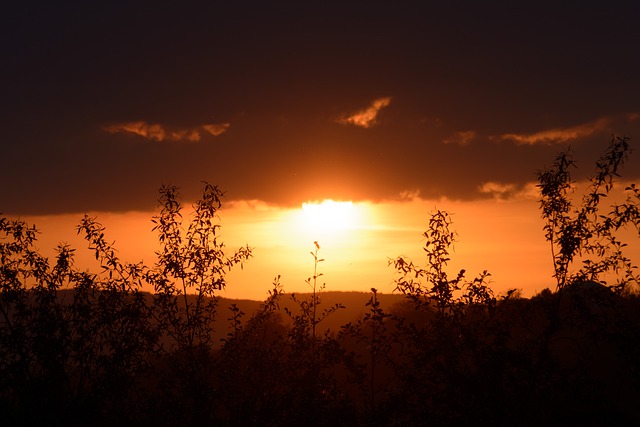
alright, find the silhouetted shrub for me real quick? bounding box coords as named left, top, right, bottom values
left=538, top=135, right=639, bottom=292
left=1, top=138, right=639, bottom=425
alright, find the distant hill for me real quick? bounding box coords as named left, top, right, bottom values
left=53, top=288, right=406, bottom=345
left=216, top=291, right=406, bottom=339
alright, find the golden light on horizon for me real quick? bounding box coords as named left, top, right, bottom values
left=15, top=196, right=563, bottom=300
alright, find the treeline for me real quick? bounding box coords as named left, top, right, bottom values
left=1, top=137, right=639, bottom=426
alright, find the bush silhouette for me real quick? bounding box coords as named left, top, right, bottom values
left=538, top=135, right=639, bottom=292
left=1, top=138, right=639, bottom=425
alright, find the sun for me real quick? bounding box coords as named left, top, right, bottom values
left=301, top=200, right=355, bottom=232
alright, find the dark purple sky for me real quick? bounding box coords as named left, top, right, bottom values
left=3, top=1, right=640, bottom=214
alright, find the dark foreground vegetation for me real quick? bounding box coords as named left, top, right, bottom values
left=2, top=137, right=639, bottom=426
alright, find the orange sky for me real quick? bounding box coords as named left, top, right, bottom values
left=14, top=177, right=640, bottom=301
left=3, top=2, right=640, bottom=299
left=224, top=197, right=556, bottom=300
left=19, top=196, right=554, bottom=300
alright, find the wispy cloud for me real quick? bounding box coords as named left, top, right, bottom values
left=479, top=181, right=517, bottom=199
left=338, top=97, right=392, bottom=128
left=496, top=117, right=611, bottom=145
left=104, top=121, right=168, bottom=141
left=103, top=121, right=230, bottom=142
left=443, top=130, right=476, bottom=146
left=202, top=122, right=231, bottom=136
left=479, top=181, right=538, bottom=200
left=398, top=188, right=421, bottom=201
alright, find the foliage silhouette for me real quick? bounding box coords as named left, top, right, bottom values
left=1, top=214, right=157, bottom=424
left=1, top=138, right=639, bottom=425
left=147, top=183, right=252, bottom=351
left=538, top=135, right=639, bottom=292
left=338, top=287, right=393, bottom=423
left=284, top=242, right=344, bottom=366
left=143, top=182, right=252, bottom=425
left=390, top=209, right=495, bottom=316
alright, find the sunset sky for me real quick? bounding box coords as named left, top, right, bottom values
left=3, top=1, right=640, bottom=300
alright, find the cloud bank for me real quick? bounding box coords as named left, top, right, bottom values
left=4, top=2, right=640, bottom=215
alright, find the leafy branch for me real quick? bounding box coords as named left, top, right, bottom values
left=537, top=135, right=640, bottom=292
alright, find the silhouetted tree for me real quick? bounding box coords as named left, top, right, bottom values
left=538, top=135, right=639, bottom=292
left=2, top=137, right=640, bottom=425
left=143, top=182, right=252, bottom=425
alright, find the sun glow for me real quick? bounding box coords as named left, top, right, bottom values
left=17, top=197, right=561, bottom=300
left=301, top=200, right=355, bottom=232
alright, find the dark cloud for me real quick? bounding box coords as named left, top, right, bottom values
left=2, top=1, right=640, bottom=214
